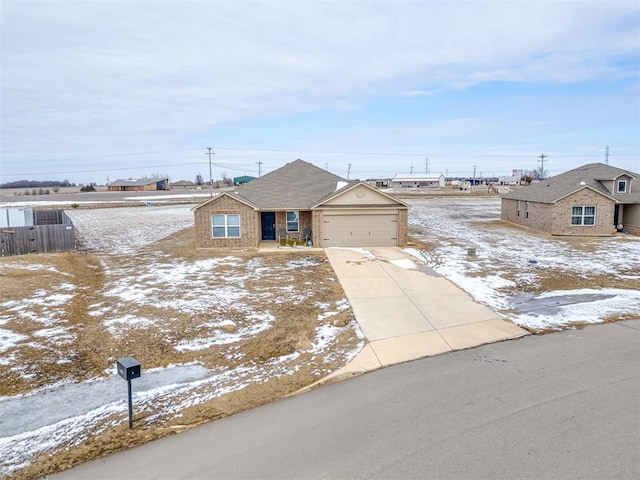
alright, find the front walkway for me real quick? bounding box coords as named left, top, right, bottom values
left=322, top=247, right=528, bottom=380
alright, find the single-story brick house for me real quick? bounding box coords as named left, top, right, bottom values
left=501, top=163, right=639, bottom=236
left=193, top=159, right=410, bottom=248
left=107, top=177, right=169, bottom=192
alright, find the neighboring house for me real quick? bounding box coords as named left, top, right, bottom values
left=170, top=180, right=196, bottom=190
left=391, top=174, right=445, bottom=188
left=193, top=159, right=409, bottom=248
left=107, top=178, right=169, bottom=192
left=233, top=175, right=257, bottom=186
left=501, top=162, right=640, bottom=236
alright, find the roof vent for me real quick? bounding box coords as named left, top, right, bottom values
left=336, top=181, right=348, bottom=190
left=579, top=181, right=586, bottom=185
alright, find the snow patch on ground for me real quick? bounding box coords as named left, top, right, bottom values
left=0, top=205, right=364, bottom=475
left=389, top=258, right=418, bottom=270
left=65, top=206, right=194, bottom=254
left=317, top=299, right=351, bottom=321
left=509, top=288, right=640, bottom=330
left=174, top=314, right=275, bottom=352
left=406, top=197, right=640, bottom=330
left=0, top=330, right=28, bottom=354
left=329, top=247, right=377, bottom=260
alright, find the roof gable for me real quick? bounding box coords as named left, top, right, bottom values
left=233, top=159, right=347, bottom=209
left=314, top=182, right=409, bottom=208
left=192, top=192, right=257, bottom=211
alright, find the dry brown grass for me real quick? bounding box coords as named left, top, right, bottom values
left=1, top=227, right=360, bottom=479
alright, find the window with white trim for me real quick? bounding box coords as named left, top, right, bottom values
left=571, top=206, right=596, bottom=226
left=525, top=201, right=529, bottom=219
left=286, top=211, right=299, bottom=232
left=617, top=180, right=627, bottom=193
left=212, top=214, right=240, bottom=238
left=516, top=200, right=520, bottom=218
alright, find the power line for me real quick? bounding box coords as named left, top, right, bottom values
left=206, top=147, right=214, bottom=197
left=538, top=153, right=548, bottom=179
left=3, top=142, right=630, bottom=181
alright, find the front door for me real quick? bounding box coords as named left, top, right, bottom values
left=261, top=212, right=276, bottom=240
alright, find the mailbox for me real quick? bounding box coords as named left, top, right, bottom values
left=117, top=356, right=141, bottom=380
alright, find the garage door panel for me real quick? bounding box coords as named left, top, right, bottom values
left=323, top=214, right=397, bottom=247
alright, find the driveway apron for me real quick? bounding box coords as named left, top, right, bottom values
left=324, top=247, right=528, bottom=375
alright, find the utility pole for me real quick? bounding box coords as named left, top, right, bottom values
left=425, top=157, right=429, bottom=174
left=538, top=153, right=547, bottom=179
left=347, top=163, right=352, bottom=180
left=472, top=165, right=477, bottom=186
left=410, top=166, right=414, bottom=175
left=256, top=161, right=263, bottom=177
left=605, top=145, right=609, bottom=164
left=206, top=147, right=214, bottom=196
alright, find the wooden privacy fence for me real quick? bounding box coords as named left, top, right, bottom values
left=0, top=210, right=75, bottom=256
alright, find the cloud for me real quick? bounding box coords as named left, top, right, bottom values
left=1, top=0, right=638, bottom=182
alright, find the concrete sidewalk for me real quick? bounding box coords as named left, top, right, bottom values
left=323, top=247, right=528, bottom=379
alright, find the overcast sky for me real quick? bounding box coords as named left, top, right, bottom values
left=1, top=0, right=638, bottom=185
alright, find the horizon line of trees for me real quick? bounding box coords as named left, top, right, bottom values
left=0, top=179, right=77, bottom=189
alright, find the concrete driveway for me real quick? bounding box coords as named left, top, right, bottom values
left=324, top=247, right=528, bottom=376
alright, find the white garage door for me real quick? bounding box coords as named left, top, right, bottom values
left=323, top=214, right=398, bottom=247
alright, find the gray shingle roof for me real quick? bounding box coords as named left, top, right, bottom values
left=501, top=163, right=640, bottom=204
left=233, top=159, right=349, bottom=209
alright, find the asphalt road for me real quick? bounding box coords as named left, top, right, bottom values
left=54, top=320, right=640, bottom=480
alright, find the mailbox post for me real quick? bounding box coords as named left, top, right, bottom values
left=116, top=356, right=141, bottom=429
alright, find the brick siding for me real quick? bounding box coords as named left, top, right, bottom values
left=195, top=196, right=409, bottom=248
left=275, top=210, right=312, bottom=240
left=194, top=195, right=259, bottom=248
left=551, top=190, right=615, bottom=236
left=397, top=208, right=408, bottom=246
left=501, top=198, right=553, bottom=233
left=502, top=189, right=617, bottom=236
left=311, top=211, right=324, bottom=247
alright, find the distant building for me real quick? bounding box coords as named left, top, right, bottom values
left=233, top=175, right=257, bottom=186
left=365, top=178, right=391, bottom=188
left=108, top=178, right=169, bottom=192
left=170, top=180, right=196, bottom=190
left=498, top=176, right=521, bottom=185
left=391, top=174, right=445, bottom=188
